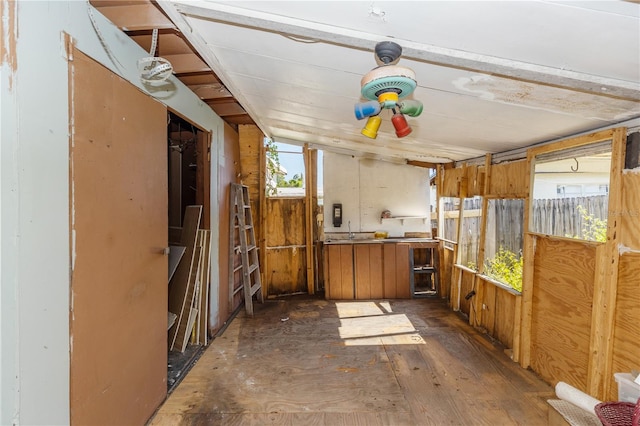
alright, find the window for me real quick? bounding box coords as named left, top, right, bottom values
left=556, top=183, right=609, bottom=198
left=457, top=196, right=482, bottom=270
left=265, top=140, right=305, bottom=197
left=482, top=199, right=524, bottom=292
left=440, top=196, right=458, bottom=249
left=531, top=142, right=611, bottom=242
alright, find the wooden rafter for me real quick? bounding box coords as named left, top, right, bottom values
left=90, top=0, right=255, bottom=128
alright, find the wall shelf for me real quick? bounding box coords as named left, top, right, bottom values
left=380, top=216, right=428, bottom=225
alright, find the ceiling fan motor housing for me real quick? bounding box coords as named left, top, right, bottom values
left=360, top=65, right=417, bottom=102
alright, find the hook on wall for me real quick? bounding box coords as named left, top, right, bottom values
left=571, top=158, right=579, bottom=172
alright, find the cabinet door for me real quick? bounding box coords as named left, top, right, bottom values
left=383, top=244, right=398, bottom=298
left=326, top=245, right=354, bottom=299
left=395, top=244, right=411, bottom=298
left=354, top=244, right=383, bottom=299
left=383, top=243, right=411, bottom=298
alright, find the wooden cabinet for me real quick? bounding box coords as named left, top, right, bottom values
left=383, top=243, right=411, bottom=299
left=354, top=244, right=384, bottom=299
left=325, top=242, right=410, bottom=300
left=325, top=244, right=354, bottom=299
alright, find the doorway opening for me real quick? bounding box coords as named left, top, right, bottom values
left=166, top=111, right=211, bottom=392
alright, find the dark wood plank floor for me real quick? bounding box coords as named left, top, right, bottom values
left=150, top=296, right=553, bottom=425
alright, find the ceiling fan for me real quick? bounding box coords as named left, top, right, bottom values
left=355, top=41, right=423, bottom=139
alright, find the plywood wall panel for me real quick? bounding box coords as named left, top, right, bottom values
left=458, top=269, right=475, bottom=316
left=442, top=167, right=465, bottom=197
left=466, top=165, right=485, bottom=196
left=494, top=289, right=516, bottom=349
left=620, top=171, right=640, bottom=248
left=238, top=125, right=262, bottom=195
left=440, top=247, right=454, bottom=301
left=531, top=237, right=595, bottom=391
left=477, top=277, right=517, bottom=349
left=238, top=125, right=263, bottom=245
left=70, top=50, right=167, bottom=425
left=480, top=280, right=496, bottom=335
left=265, top=248, right=307, bottom=296
left=609, top=251, right=640, bottom=400
left=488, top=160, right=527, bottom=196
left=265, top=198, right=306, bottom=247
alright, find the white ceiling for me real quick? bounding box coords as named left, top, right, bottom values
left=158, top=0, right=640, bottom=164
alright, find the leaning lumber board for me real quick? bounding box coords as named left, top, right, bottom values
left=199, top=230, right=212, bottom=345
left=167, top=312, right=177, bottom=331
left=183, top=308, right=199, bottom=352
left=168, top=205, right=202, bottom=350
left=174, top=245, right=202, bottom=352
left=192, top=231, right=206, bottom=346
left=168, top=245, right=186, bottom=283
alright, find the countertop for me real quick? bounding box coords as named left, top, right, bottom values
left=323, top=238, right=438, bottom=245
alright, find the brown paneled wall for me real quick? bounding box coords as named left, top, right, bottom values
left=218, top=122, right=241, bottom=330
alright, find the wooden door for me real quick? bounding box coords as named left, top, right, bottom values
left=69, top=49, right=167, bottom=425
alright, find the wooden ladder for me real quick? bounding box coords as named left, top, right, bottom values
left=229, top=183, right=264, bottom=316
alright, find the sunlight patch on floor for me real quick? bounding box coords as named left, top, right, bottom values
left=335, top=301, right=425, bottom=346
left=335, top=301, right=392, bottom=318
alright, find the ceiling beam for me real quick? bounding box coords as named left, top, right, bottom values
left=93, top=3, right=175, bottom=31
left=406, top=160, right=454, bottom=169
left=171, top=1, right=640, bottom=102
left=272, top=131, right=457, bottom=164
